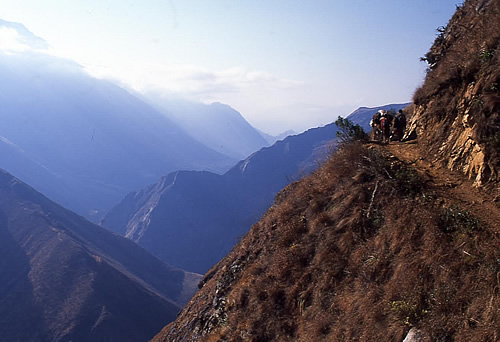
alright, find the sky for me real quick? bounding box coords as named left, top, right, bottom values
left=0, top=0, right=460, bottom=134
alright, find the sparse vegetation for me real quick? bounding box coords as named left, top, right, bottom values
left=412, top=0, right=500, bottom=184
left=334, top=116, right=367, bottom=145
left=156, top=142, right=499, bottom=342
left=439, top=206, right=480, bottom=234
left=154, top=1, right=500, bottom=341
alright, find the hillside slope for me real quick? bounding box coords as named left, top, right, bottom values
left=153, top=1, right=499, bottom=340
left=102, top=122, right=338, bottom=273
left=408, top=0, right=500, bottom=186
left=0, top=169, right=200, bottom=342
left=154, top=142, right=499, bottom=342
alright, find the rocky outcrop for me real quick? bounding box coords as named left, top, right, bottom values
left=408, top=0, right=500, bottom=186
left=403, top=328, right=430, bottom=342
left=408, top=96, right=494, bottom=187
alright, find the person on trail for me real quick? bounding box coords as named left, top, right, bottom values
left=392, top=109, right=407, bottom=141
left=380, top=111, right=391, bottom=144
left=370, top=110, right=383, bottom=141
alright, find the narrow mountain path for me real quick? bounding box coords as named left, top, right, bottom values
left=370, top=140, right=500, bottom=232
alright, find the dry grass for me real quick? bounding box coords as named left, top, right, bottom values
left=412, top=0, right=500, bottom=182
left=155, top=142, right=499, bottom=342
left=153, top=1, right=500, bottom=340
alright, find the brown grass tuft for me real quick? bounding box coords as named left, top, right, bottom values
left=155, top=141, right=499, bottom=342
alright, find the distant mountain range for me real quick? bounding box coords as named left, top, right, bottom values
left=0, top=19, right=274, bottom=221
left=0, top=168, right=199, bottom=341
left=258, top=129, right=297, bottom=145
left=102, top=104, right=409, bottom=273
left=0, top=48, right=239, bottom=220
left=102, top=123, right=337, bottom=273
left=145, top=98, right=270, bottom=160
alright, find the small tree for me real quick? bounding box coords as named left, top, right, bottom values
left=335, top=116, right=367, bottom=145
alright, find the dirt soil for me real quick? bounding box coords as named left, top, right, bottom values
left=371, top=140, right=500, bottom=233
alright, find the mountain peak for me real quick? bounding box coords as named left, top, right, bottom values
left=0, top=18, right=49, bottom=53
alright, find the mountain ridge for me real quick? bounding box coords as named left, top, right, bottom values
left=102, top=121, right=339, bottom=273
left=0, top=26, right=237, bottom=220
left=102, top=104, right=409, bottom=274
left=152, top=0, right=499, bottom=340
left=0, top=168, right=200, bottom=341
left=145, top=98, right=270, bottom=160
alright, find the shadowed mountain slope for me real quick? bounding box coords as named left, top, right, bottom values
left=102, top=105, right=406, bottom=274
left=102, top=122, right=338, bottom=273
left=0, top=169, right=200, bottom=342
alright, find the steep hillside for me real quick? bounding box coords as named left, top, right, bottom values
left=102, top=122, right=338, bottom=273
left=153, top=1, right=499, bottom=341
left=154, top=142, right=499, bottom=342
left=147, top=99, right=270, bottom=160
left=0, top=169, right=200, bottom=342
left=102, top=104, right=406, bottom=274
left=408, top=0, right=500, bottom=186
left=0, top=20, right=235, bottom=220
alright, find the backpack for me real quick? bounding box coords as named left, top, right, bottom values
left=381, top=117, right=389, bottom=129
left=395, top=113, right=406, bottom=128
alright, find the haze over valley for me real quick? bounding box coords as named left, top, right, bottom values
left=2, top=1, right=497, bottom=341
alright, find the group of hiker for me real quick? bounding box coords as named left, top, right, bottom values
left=370, top=109, right=407, bottom=143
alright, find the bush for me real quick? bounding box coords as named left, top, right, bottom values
left=335, top=116, right=367, bottom=145
left=439, top=206, right=480, bottom=234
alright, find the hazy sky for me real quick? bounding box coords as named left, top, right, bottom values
left=1, top=0, right=459, bottom=134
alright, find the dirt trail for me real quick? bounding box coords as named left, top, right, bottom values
left=371, top=140, right=500, bottom=232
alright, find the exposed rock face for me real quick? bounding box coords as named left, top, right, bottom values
left=403, top=328, right=430, bottom=342
left=408, top=0, right=500, bottom=186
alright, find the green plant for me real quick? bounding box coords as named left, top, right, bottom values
left=392, top=165, right=423, bottom=196
left=334, top=116, right=367, bottom=145
left=479, top=48, right=495, bottom=64
left=388, top=300, right=418, bottom=326
left=439, top=206, right=480, bottom=234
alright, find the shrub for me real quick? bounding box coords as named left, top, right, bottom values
left=334, top=116, right=367, bottom=145
left=438, top=206, right=480, bottom=234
